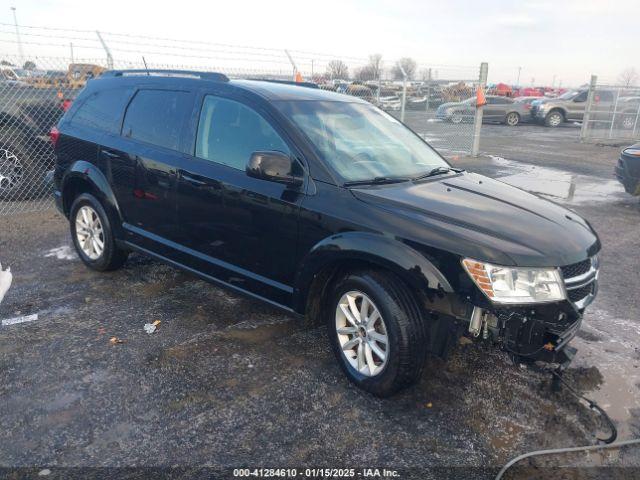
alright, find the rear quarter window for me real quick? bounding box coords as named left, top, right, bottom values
left=122, top=89, right=192, bottom=152
left=69, top=87, right=133, bottom=134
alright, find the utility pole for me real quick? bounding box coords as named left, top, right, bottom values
left=70, top=42, right=74, bottom=64
left=425, top=68, right=432, bottom=113
left=398, top=64, right=407, bottom=123
left=10, top=7, right=24, bottom=63
left=516, top=66, right=521, bottom=86
left=96, top=31, right=114, bottom=69
left=471, top=62, right=488, bottom=157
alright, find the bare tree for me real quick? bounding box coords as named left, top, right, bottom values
left=326, top=60, right=349, bottom=80
left=353, top=54, right=384, bottom=82
left=23, top=60, right=36, bottom=70
left=618, top=67, right=639, bottom=87
left=392, top=58, right=417, bottom=80
left=368, top=54, right=383, bottom=79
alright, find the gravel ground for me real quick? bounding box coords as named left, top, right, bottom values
left=0, top=123, right=639, bottom=479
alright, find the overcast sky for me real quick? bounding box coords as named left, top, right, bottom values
left=0, top=0, right=637, bottom=86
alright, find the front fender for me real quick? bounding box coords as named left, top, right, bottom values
left=293, top=231, right=453, bottom=313
left=62, top=161, right=123, bottom=230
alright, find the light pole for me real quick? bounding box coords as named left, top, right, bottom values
left=10, top=7, right=24, bottom=62
left=516, top=66, right=521, bottom=86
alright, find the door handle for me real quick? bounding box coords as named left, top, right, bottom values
left=181, top=173, right=207, bottom=187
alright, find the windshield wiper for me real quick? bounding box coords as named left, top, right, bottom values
left=411, top=166, right=464, bottom=181
left=343, top=176, right=412, bottom=187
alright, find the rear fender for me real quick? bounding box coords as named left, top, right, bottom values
left=293, top=231, right=453, bottom=314
left=62, top=161, right=123, bottom=233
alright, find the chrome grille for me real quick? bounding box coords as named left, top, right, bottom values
left=561, top=256, right=599, bottom=309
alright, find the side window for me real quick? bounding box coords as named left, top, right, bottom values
left=574, top=91, right=588, bottom=102
left=596, top=91, right=613, bottom=102
left=195, top=96, right=289, bottom=170
left=69, top=87, right=132, bottom=134
left=122, top=89, right=191, bottom=152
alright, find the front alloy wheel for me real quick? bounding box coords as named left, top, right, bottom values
left=335, top=291, right=389, bottom=377
left=327, top=270, right=429, bottom=397
left=506, top=112, right=520, bottom=126
left=545, top=111, right=563, bottom=127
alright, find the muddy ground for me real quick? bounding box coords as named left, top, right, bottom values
left=0, top=124, right=639, bottom=479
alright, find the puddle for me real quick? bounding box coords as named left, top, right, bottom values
left=573, top=306, right=640, bottom=439
left=486, top=155, right=628, bottom=205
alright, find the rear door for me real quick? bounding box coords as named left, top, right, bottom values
left=483, top=96, right=503, bottom=121
left=174, top=92, right=304, bottom=305
left=115, top=88, right=195, bottom=251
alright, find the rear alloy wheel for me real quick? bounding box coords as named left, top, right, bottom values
left=450, top=112, right=463, bottom=124
left=327, top=270, right=428, bottom=397
left=0, top=147, right=23, bottom=198
left=621, top=115, right=635, bottom=130
left=70, top=193, right=128, bottom=271
left=75, top=205, right=105, bottom=260
left=544, top=111, right=563, bottom=127
left=505, top=112, right=520, bottom=126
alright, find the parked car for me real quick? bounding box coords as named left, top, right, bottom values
left=435, top=95, right=528, bottom=126
left=377, top=95, right=402, bottom=111
left=0, top=79, right=68, bottom=199
left=615, top=144, right=640, bottom=196
left=52, top=70, right=600, bottom=396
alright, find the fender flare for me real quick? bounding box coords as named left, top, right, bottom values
left=61, top=160, right=123, bottom=230
left=293, top=231, right=453, bottom=313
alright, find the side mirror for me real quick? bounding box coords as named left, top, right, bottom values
left=246, top=151, right=303, bottom=187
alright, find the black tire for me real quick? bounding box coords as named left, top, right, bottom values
left=0, top=133, right=49, bottom=201
left=327, top=270, right=428, bottom=397
left=505, top=112, right=520, bottom=126
left=544, top=110, right=564, bottom=127
left=69, top=193, right=128, bottom=271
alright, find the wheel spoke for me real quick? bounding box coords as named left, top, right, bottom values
left=368, top=331, right=387, bottom=345
left=342, top=337, right=360, bottom=352
left=337, top=326, right=358, bottom=336
left=359, top=296, right=369, bottom=323
left=340, top=303, right=358, bottom=327
left=364, top=342, right=376, bottom=375
left=369, top=341, right=386, bottom=362
left=357, top=341, right=365, bottom=371
left=81, top=208, right=90, bottom=225
left=366, top=310, right=380, bottom=328
left=347, top=294, right=361, bottom=323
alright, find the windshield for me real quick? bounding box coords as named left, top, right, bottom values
left=276, top=101, right=448, bottom=182
left=557, top=90, right=580, bottom=100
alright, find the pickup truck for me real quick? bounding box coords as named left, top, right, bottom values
left=531, top=89, right=640, bottom=128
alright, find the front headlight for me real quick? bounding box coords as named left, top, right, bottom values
left=462, top=258, right=565, bottom=304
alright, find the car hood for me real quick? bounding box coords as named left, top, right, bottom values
left=350, top=172, right=600, bottom=267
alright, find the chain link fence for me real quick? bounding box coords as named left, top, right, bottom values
left=580, top=76, right=640, bottom=143
left=0, top=52, right=483, bottom=216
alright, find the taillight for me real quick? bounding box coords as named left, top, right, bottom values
left=49, top=126, right=60, bottom=147
left=61, top=99, right=73, bottom=112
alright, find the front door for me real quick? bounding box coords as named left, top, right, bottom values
left=174, top=94, right=304, bottom=306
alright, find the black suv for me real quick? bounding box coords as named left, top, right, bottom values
left=53, top=70, right=600, bottom=396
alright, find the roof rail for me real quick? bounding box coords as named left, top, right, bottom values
left=101, top=69, right=229, bottom=82
left=250, top=79, right=319, bottom=89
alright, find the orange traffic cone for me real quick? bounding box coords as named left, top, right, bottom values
left=476, top=86, right=487, bottom=107
left=295, top=71, right=304, bottom=83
